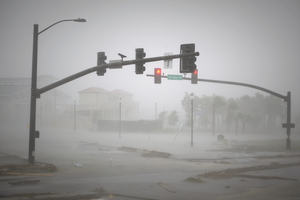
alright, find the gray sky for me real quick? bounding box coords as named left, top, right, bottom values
left=1, top=0, right=300, bottom=119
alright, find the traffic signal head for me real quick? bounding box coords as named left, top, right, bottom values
left=191, top=69, right=198, bottom=84
left=97, top=68, right=106, bottom=76
left=97, top=52, right=107, bottom=76
left=135, top=48, right=146, bottom=74
left=97, top=52, right=107, bottom=65
left=154, top=68, right=161, bottom=84
left=180, top=43, right=197, bottom=73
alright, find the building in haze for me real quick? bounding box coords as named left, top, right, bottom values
left=77, top=87, right=139, bottom=122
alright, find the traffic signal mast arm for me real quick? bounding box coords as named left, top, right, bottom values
left=146, top=74, right=286, bottom=100
left=35, top=52, right=199, bottom=96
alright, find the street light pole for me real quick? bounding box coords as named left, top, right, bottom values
left=190, top=93, right=194, bottom=147
left=28, top=18, right=86, bottom=164
left=119, top=97, right=122, bottom=138
left=74, top=100, right=76, bottom=133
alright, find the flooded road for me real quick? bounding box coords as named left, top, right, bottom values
left=1, top=127, right=300, bottom=200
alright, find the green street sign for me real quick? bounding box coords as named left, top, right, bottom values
left=168, top=74, right=183, bottom=80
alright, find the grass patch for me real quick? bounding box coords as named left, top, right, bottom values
left=0, top=163, right=58, bottom=173
left=185, top=177, right=206, bottom=183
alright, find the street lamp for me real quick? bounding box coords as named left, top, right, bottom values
left=53, top=90, right=57, bottom=127
left=190, top=93, right=194, bottom=147
left=74, top=100, right=76, bottom=133
left=28, top=18, right=86, bottom=164
left=119, top=97, right=122, bottom=138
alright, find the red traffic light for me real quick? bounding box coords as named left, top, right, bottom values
left=193, top=70, right=198, bottom=74
left=154, top=68, right=161, bottom=84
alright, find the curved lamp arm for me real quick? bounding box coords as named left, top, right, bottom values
left=38, top=18, right=86, bottom=35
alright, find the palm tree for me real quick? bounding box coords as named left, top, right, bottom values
left=253, top=92, right=266, bottom=131
left=198, top=95, right=213, bottom=129
left=264, top=95, right=285, bottom=130
left=226, top=98, right=239, bottom=134
left=212, top=95, right=226, bottom=135
left=181, top=92, right=200, bottom=128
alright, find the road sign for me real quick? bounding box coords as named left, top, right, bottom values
left=164, top=53, right=173, bottom=69
left=168, top=74, right=183, bottom=80
left=282, top=123, right=295, bottom=128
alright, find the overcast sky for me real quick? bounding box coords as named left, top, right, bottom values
left=1, top=0, right=300, bottom=119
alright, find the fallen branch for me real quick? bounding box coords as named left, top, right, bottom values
left=3, top=172, right=52, bottom=176
left=237, top=174, right=297, bottom=181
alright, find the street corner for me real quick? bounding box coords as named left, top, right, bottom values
left=0, top=151, right=27, bottom=166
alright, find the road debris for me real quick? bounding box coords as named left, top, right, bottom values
left=237, top=174, right=297, bottom=181
left=184, top=177, right=206, bottom=183
left=214, top=160, right=231, bottom=164
left=2, top=172, right=52, bottom=176
left=0, top=192, right=54, bottom=199
left=118, top=146, right=139, bottom=152
left=117, top=146, right=172, bottom=158
left=8, top=179, right=41, bottom=186
left=0, top=163, right=57, bottom=174
left=157, top=182, right=176, bottom=193
left=80, top=141, right=98, bottom=145
left=113, top=193, right=159, bottom=200
left=71, top=159, right=84, bottom=168
left=196, top=161, right=300, bottom=180
left=142, top=150, right=172, bottom=158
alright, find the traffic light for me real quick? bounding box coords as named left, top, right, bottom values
left=191, top=69, right=198, bottom=84
left=154, top=68, right=161, bottom=84
left=97, top=52, right=107, bottom=76
left=135, top=48, right=146, bottom=74
left=180, top=43, right=197, bottom=73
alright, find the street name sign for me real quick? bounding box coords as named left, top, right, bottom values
left=168, top=74, right=183, bottom=80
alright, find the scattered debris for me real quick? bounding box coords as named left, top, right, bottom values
left=237, top=174, right=297, bottom=181
left=254, top=154, right=300, bottom=159
left=92, top=187, right=110, bottom=196
left=71, top=159, right=84, bottom=168
left=157, top=182, right=176, bottom=193
left=117, top=146, right=172, bottom=158
left=214, top=160, right=230, bottom=164
left=98, top=147, right=110, bottom=151
left=80, top=141, right=98, bottom=145
left=142, top=150, right=172, bottom=158
left=197, top=162, right=300, bottom=180
left=225, top=185, right=230, bottom=188
left=118, top=146, right=139, bottom=152
left=270, top=162, right=280, bottom=165
left=0, top=163, right=57, bottom=174
left=240, top=179, right=247, bottom=182
left=0, top=192, right=54, bottom=199
left=2, top=172, right=52, bottom=176
left=113, top=193, right=159, bottom=200
left=8, top=179, right=41, bottom=186
left=184, top=177, right=206, bottom=183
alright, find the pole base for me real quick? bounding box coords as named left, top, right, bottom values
left=286, top=137, right=291, bottom=150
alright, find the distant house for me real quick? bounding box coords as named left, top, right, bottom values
left=77, top=87, right=139, bottom=121
left=0, top=75, right=71, bottom=127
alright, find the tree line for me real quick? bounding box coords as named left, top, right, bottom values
left=159, top=92, right=287, bottom=134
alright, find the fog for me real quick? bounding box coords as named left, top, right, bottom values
left=1, top=0, right=300, bottom=123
